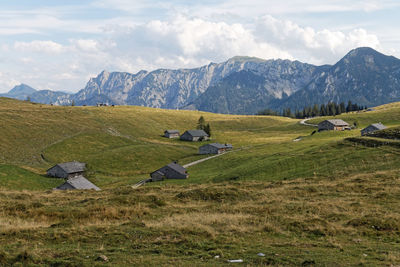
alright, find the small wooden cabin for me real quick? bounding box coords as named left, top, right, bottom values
left=361, top=123, right=387, bottom=136
left=164, top=130, right=180, bottom=138
left=55, top=176, right=100, bottom=191
left=318, top=119, right=350, bottom=131
left=150, top=162, right=188, bottom=181
left=47, top=161, right=86, bottom=179
left=180, top=130, right=209, bottom=141
left=199, top=143, right=233, bottom=154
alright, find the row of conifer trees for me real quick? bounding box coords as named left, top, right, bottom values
left=257, top=101, right=367, bottom=118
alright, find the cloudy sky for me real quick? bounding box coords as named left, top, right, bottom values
left=0, top=0, right=399, bottom=93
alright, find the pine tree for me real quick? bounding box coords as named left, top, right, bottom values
left=346, top=100, right=352, bottom=112
left=197, top=116, right=205, bottom=130
left=204, top=123, right=211, bottom=137
left=312, top=104, right=319, bottom=117
left=334, top=102, right=340, bottom=115
left=320, top=104, right=326, bottom=116
left=339, top=102, right=345, bottom=114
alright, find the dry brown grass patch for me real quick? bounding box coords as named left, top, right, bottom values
left=145, top=212, right=257, bottom=235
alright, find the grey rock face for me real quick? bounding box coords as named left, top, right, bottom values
left=3, top=47, right=400, bottom=114
left=30, top=90, right=71, bottom=105
left=70, top=56, right=310, bottom=109
left=275, top=47, right=400, bottom=111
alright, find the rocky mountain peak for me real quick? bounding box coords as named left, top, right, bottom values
left=338, top=47, right=400, bottom=69
left=3, top=47, right=400, bottom=114
left=227, top=56, right=266, bottom=63
left=96, top=70, right=110, bottom=82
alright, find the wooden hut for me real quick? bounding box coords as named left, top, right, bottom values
left=150, top=162, right=188, bottom=181
left=55, top=176, right=100, bottom=191
left=164, top=130, right=180, bottom=138
left=47, top=161, right=86, bottom=179
left=318, top=119, right=351, bottom=131
left=180, top=130, right=209, bottom=141
left=361, top=123, right=387, bottom=136
left=199, top=143, right=233, bottom=154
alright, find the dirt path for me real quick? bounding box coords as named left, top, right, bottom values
left=183, top=153, right=227, bottom=168
left=300, top=117, right=318, bottom=127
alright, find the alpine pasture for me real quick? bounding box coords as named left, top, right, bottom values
left=1, top=97, right=400, bottom=266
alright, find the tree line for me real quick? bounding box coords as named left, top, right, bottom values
left=257, top=101, right=367, bottom=118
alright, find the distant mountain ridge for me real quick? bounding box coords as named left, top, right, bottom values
left=2, top=47, right=400, bottom=114
left=271, top=47, right=400, bottom=111
left=0, top=84, right=71, bottom=105
left=1, top=84, right=37, bottom=100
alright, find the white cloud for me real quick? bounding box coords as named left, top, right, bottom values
left=255, top=15, right=381, bottom=64
left=93, top=0, right=400, bottom=17
left=0, top=71, right=20, bottom=92
left=0, top=12, right=390, bottom=93
left=14, top=40, right=65, bottom=54
left=71, top=39, right=100, bottom=52
left=105, top=15, right=293, bottom=72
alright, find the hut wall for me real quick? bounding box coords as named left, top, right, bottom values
left=180, top=132, right=193, bottom=141
left=165, top=132, right=180, bottom=138
left=199, top=145, right=219, bottom=154
left=47, top=166, right=68, bottom=178
left=318, top=121, right=334, bottom=131
left=361, top=126, right=377, bottom=136
left=56, top=182, right=75, bottom=190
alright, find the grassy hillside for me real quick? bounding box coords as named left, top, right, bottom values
left=0, top=97, right=303, bottom=188
left=1, top=97, right=400, bottom=189
left=1, top=171, right=400, bottom=266
left=1, top=97, right=400, bottom=265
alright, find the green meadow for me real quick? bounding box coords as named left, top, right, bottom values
left=1, top=97, right=400, bottom=265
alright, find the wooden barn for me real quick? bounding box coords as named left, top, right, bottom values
left=318, top=119, right=351, bottom=131
left=164, top=130, right=180, bottom=138
left=150, top=162, right=188, bottom=181
left=180, top=130, right=209, bottom=141
left=361, top=123, right=387, bottom=136
left=55, top=176, right=100, bottom=191
left=199, top=143, right=233, bottom=154
left=47, top=161, right=86, bottom=179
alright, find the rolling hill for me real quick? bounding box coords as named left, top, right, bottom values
left=1, top=97, right=400, bottom=265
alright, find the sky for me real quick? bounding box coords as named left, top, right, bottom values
left=0, top=0, right=400, bottom=93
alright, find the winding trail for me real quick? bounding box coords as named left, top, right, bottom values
left=300, top=117, right=318, bottom=127
left=183, top=153, right=227, bottom=168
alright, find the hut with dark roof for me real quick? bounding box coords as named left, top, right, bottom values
left=361, top=123, right=387, bottom=136
left=47, top=161, right=86, bottom=179
left=150, top=162, right=188, bottom=181
left=164, top=130, right=180, bottom=138
left=55, top=176, right=100, bottom=191
left=318, top=119, right=351, bottom=131
left=180, top=130, right=209, bottom=141
left=199, top=143, right=233, bottom=154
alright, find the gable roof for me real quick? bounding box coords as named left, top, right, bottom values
left=59, top=176, right=100, bottom=190
left=324, top=119, right=350, bottom=126
left=165, top=129, right=179, bottom=134
left=166, top=162, right=187, bottom=175
left=56, top=161, right=86, bottom=174
left=185, top=129, right=208, bottom=137
left=369, top=123, right=387, bottom=130
left=205, top=143, right=233, bottom=149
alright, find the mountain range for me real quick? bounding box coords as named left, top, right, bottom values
left=1, top=47, right=400, bottom=114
